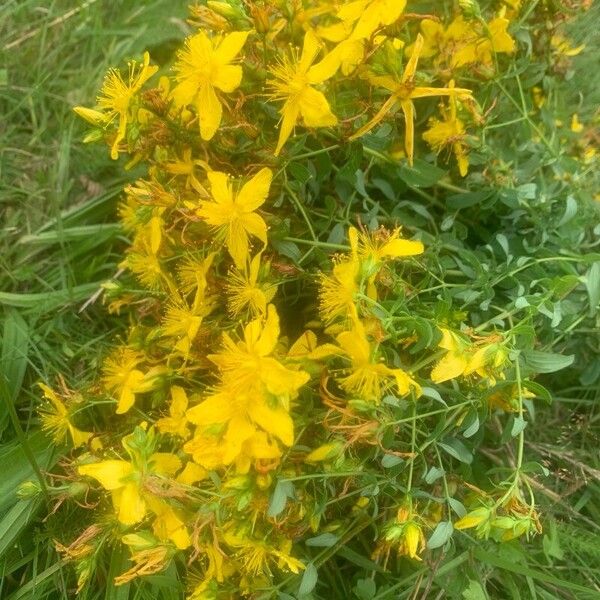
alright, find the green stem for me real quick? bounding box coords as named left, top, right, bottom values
left=283, top=236, right=348, bottom=251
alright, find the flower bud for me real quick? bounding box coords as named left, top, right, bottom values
left=458, top=0, right=482, bottom=19
left=16, top=480, right=42, bottom=499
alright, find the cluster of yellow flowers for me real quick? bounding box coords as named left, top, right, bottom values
left=36, top=1, right=554, bottom=596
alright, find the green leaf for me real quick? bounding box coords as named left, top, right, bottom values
left=558, top=195, right=578, bottom=226
left=398, top=159, right=446, bottom=187
left=272, top=240, right=302, bottom=264
left=0, top=283, right=100, bottom=313
left=522, top=350, right=574, bottom=374
left=298, top=562, right=318, bottom=596
left=473, top=548, right=596, bottom=594
left=438, top=438, right=473, bottom=464
left=448, top=497, right=467, bottom=518
left=305, top=533, right=339, bottom=547
left=511, top=416, right=527, bottom=437
left=522, top=380, right=552, bottom=405
left=288, top=162, right=312, bottom=185
left=0, top=432, right=54, bottom=514
left=105, top=544, right=131, bottom=600
left=0, top=499, right=41, bottom=559
left=381, top=454, right=403, bottom=468
left=427, top=521, right=454, bottom=549
left=354, top=578, right=377, bottom=600
left=267, top=480, right=294, bottom=518
left=0, top=310, right=29, bottom=434
left=462, top=580, right=488, bottom=600
left=424, top=466, right=445, bottom=484
left=447, top=190, right=493, bottom=210
left=337, top=546, right=386, bottom=573
left=584, top=262, right=600, bottom=315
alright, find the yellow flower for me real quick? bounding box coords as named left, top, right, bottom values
left=196, top=168, right=272, bottom=268
left=335, top=318, right=421, bottom=403
left=268, top=30, right=339, bottom=156
left=185, top=388, right=289, bottom=471
left=223, top=530, right=305, bottom=577
left=342, top=0, right=407, bottom=40
left=38, top=383, right=93, bottom=448
left=78, top=434, right=190, bottom=549
left=163, top=147, right=210, bottom=194
left=570, top=113, right=584, bottom=133
left=102, top=347, right=163, bottom=414
left=551, top=33, right=585, bottom=57
left=417, top=16, right=515, bottom=71
left=422, top=82, right=470, bottom=176
left=176, top=251, right=216, bottom=298
left=454, top=507, right=491, bottom=531
left=156, top=386, right=191, bottom=439
left=349, top=225, right=424, bottom=273
left=161, top=298, right=214, bottom=358
left=349, top=34, right=471, bottom=165
left=400, top=522, right=426, bottom=560
left=74, top=52, right=158, bottom=159
left=209, top=304, right=310, bottom=402
left=379, top=512, right=426, bottom=561
left=226, top=252, right=277, bottom=317
left=319, top=255, right=361, bottom=323
left=431, top=329, right=508, bottom=384
left=430, top=329, right=469, bottom=383
left=171, top=30, right=250, bottom=140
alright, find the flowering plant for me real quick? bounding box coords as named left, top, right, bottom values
left=26, top=1, right=600, bottom=598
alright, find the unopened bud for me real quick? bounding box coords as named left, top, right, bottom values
left=458, top=0, right=482, bottom=19
left=17, top=480, right=42, bottom=499
left=251, top=6, right=271, bottom=34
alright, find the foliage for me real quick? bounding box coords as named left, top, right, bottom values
left=1, top=1, right=599, bottom=599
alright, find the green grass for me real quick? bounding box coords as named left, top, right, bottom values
left=1, top=1, right=600, bottom=598
left=0, top=2, right=188, bottom=597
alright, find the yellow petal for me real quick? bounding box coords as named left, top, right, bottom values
left=212, top=64, right=243, bottom=93
left=73, top=106, right=106, bottom=126
left=454, top=507, right=490, bottom=530
left=240, top=212, right=268, bottom=244
left=403, top=33, right=423, bottom=83
left=176, top=462, right=207, bottom=485
left=349, top=94, right=398, bottom=140
left=248, top=400, right=294, bottom=446
left=150, top=453, right=182, bottom=476
left=68, top=425, right=93, bottom=448
left=149, top=500, right=191, bottom=549
left=236, top=167, right=272, bottom=211
left=401, top=100, right=415, bottom=166
left=431, top=354, right=469, bottom=383
left=299, top=30, right=322, bottom=72
left=226, top=219, right=250, bottom=267
left=214, top=30, right=250, bottom=64
left=298, top=87, right=337, bottom=128
left=379, top=237, right=424, bottom=258
left=171, top=79, right=198, bottom=108
left=170, top=386, right=188, bottom=416
left=207, top=170, right=232, bottom=205
left=275, top=101, right=300, bottom=156
left=262, top=359, right=310, bottom=397
left=78, top=460, right=133, bottom=490
left=253, top=304, right=279, bottom=356
left=117, top=482, right=147, bottom=525
left=186, top=392, right=234, bottom=426
left=198, top=84, right=222, bottom=141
